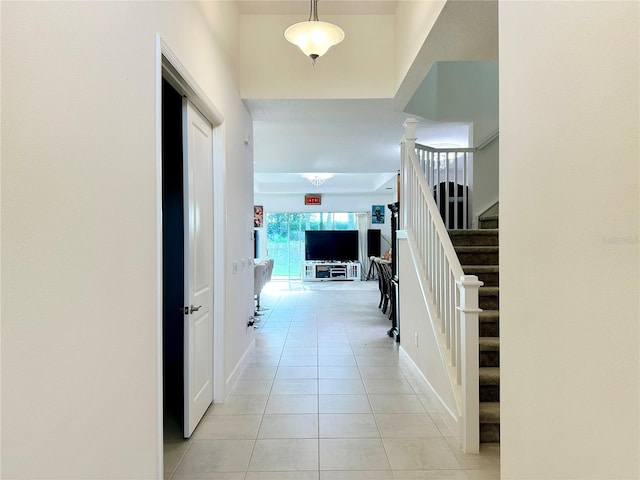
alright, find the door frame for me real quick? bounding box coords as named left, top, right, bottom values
left=155, top=35, right=227, bottom=474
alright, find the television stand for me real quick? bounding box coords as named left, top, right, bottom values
left=302, top=261, right=361, bottom=281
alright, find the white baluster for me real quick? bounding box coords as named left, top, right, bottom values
left=454, top=153, right=459, bottom=229
left=463, top=152, right=468, bottom=229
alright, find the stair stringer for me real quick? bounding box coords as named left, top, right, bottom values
left=397, top=234, right=463, bottom=442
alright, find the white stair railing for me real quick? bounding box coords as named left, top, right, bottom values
left=400, top=118, right=482, bottom=453
left=414, top=143, right=474, bottom=230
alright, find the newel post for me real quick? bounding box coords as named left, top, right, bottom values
left=401, top=118, right=418, bottom=230
left=403, top=118, right=417, bottom=145
left=457, top=274, right=483, bottom=454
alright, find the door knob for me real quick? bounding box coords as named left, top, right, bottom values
left=179, top=305, right=203, bottom=314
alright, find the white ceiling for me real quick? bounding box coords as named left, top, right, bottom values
left=249, top=98, right=470, bottom=194
left=236, top=1, right=400, bottom=16
left=242, top=1, right=481, bottom=195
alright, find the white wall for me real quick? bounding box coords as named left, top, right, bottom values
left=198, top=1, right=241, bottom=84
left=472, top=137, right=499, bottom=224
left=1, top=2, right=254, bottom=478
left=500, top=2, right=639, bottom=478
left=239, top=14, right=395, bottom=99
left=256, top=192, right=396, bottom=214
left=394, top=0, right=447, bottom=92
left=256, top=191, right=395, bottom=237
left=406, top=60, right=499, bottom=145
left=239, top=2, right=454, bottom=100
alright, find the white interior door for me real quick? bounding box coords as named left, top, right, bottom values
left=183, top=99, right=214, bottom=438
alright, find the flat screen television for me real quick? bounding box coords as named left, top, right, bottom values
left=304, top=230, right=359, bottom=262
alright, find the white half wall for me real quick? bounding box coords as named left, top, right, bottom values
left=397, top=236, right=460, bottom=439
left=500, top=1, right=639, bottom=478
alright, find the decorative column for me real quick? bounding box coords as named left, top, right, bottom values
left=457, top=274, right=483, bottom=454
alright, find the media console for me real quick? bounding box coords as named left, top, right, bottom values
left=302, top=261, right=361, bottom=282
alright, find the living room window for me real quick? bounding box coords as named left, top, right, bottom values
left=265, top=212, right=357, bottom=279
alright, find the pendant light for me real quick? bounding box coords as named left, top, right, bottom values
left=284, top=0, right=345, bottom=64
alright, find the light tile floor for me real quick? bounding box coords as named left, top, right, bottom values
left=164, top=280, right=500, bottom=480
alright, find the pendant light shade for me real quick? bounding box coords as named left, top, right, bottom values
left=284, top=0, right=344, bottom=64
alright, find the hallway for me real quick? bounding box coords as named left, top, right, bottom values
left=164, top=280, right=500, bottom=479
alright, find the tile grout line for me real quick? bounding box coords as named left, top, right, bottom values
left=169, top=283, right=498, bottom=478
left=245, top=287, right=289, bottom=478
left=316, top=299, right=323, bottom=477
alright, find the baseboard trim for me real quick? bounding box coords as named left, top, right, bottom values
left=399, top=346, right=461, bottom=442
left=222, top=338, right=256, bottom=401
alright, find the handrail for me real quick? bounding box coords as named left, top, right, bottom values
left=405, top=122, right=465, bottom=363
left=416, top=144, right=475, bottom=153
left=400, top=118, right=482, bottom=453
left=475, top=129, right=499, bottom=150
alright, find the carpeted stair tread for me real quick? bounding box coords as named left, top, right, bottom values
left=479, top=287, right=499, bottom=296
left=479, top=311, right=500, bottom=337
left=479, top=287, right=499, bottom=310
left=479, top=337, right=500, bottom=351
left=479, top=310, right=500, bottom=332
left=453, top=246, right=499, bottom=253
left=479, top=402, right=500, bottom=423
left=479, top=214, right=499, bottom=229
left=480, top=367, right=500, bottom=385
left=462, top=265, right=499, bottom=273
left=462, top=265, right=499, bottom=286
left=449, top=228, right=499, bottom=234
left=479, top=310, right=499, bottom=321
left=454, top=246, right=499, bottom=266
left=479, top=337, right=500, bottom=369
left=449, top=229, right=499, bottom=246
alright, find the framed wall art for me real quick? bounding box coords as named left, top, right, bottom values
left=372, top=205, right=385, bottom=224
left=254, top=205, right=264, bottom=227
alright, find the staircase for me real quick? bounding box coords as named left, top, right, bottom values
left=449, top=227, right=500, bottom=443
